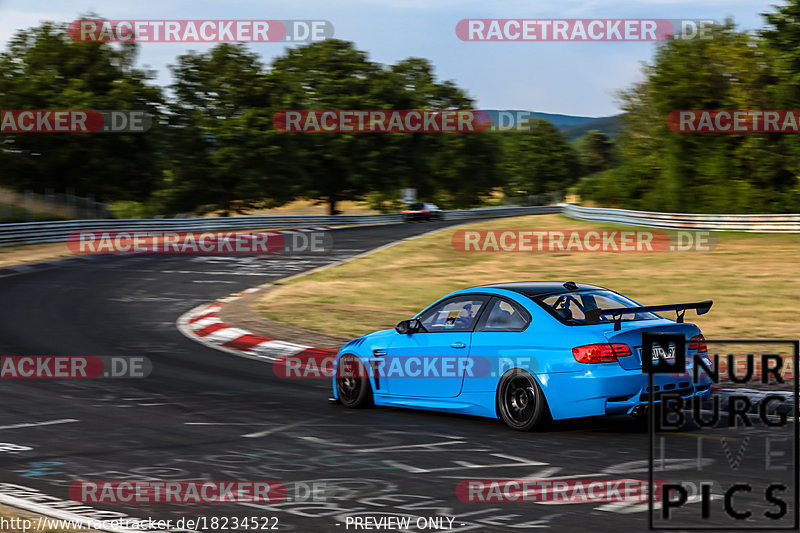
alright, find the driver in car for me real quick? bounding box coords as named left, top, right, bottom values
left=454, top=302, right=475, bottom=328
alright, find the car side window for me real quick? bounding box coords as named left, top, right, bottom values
left=477, top=298, right=530, bottom=332
left=419, top=296, right=487, bottom=332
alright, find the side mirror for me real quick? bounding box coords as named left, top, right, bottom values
left=395, top=318, right=422, bottom=334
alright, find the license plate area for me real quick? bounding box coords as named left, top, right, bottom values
left=651, top=344, right=676, bottom=361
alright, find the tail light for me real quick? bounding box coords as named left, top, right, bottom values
left=572, top=343, right=631, bottom=364
left=689, top=334, right=707, bottom=353
left=420, top=210, right=430, bottom=213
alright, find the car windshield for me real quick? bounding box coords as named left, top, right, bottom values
left=535, top=290, right=660, bottom=326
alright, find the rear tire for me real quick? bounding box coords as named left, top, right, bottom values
left=335, top=354, right=373, bottom=408
left=496, top=369, right=550, bottom=431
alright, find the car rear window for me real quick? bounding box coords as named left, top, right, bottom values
left=408, top=203, right=424, bottom=210
left=535, top=290, right=659, bottom=326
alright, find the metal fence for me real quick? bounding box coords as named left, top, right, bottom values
left=562, top=204, right=800, bottom=233
left=1, top=203, right=796, bottom=247
left=0, top=205, right=560, bottom=247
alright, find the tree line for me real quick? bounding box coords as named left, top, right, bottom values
left=0, top=22, right=581, bottom=217
left=577, top=1, right=800, bottom=213
left=3, top=2, right=799, bottom=218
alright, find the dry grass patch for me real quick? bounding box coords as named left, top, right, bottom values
left=0, top=243, right=75, bottom=268
left=259, top=214, right=800, bottom=339
left=218, top=199, right=379, bottom=217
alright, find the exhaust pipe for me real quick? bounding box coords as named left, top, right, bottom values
left=631, top=405, right=648, bottom=417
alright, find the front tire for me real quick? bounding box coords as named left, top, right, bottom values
left=335, top=354, right=373, bottom=408
left=496, top=369, right=549, bottom=431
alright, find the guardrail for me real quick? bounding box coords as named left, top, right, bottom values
left=0, top=205, right=560, bottom=247
left=562, top=204, right=800, bottom=233
left=1, top=203, right=795, bottom=247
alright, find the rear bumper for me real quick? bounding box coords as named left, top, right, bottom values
left=539, top=368, right=713, bottom=420
left=403, top=213, right=439, bottom=221
left=604, top=382, right=712, bottom=416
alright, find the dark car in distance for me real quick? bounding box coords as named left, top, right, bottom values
left=402, top=202, right=443, bottom=222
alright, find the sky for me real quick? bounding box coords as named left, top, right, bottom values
left=0, top=0, right=781, bottom=117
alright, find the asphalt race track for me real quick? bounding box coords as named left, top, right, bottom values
left=0, top=222, right=795, bottom=533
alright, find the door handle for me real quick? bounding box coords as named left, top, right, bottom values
left=450, top=342, right=466, bottom=349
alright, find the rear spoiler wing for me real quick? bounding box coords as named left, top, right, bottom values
left=585, top=300, right=713, bottom=331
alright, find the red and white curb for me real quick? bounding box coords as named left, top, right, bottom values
left=177, top=288, right=336, bottom=368
left=176, top=222, right=472, bottom=367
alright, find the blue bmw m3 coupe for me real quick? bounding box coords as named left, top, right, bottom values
left=331, top=281, right=713, bottom=430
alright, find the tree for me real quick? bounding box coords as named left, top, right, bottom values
left=582, top=17, right=800, bottom=213
left=0, top=20, right=163, bottom=201
left=269, top=43, right=503, bottom=213
left=164, top=44, right=295, bottom=215
left=267, top=40, right=386, bottom=214
left=576, top=130, right=614, bottom=175
left=502, top=119, right=581, bottom=200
